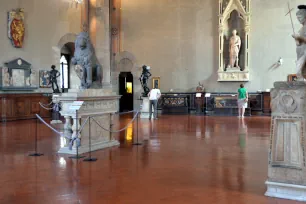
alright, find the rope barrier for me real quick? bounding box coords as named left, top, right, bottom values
left=36, top=108, right=142, bottom=149
left=35, top=114, right=89, bottom=140
left=39, top=102, right=54, bottom=110
left=91, top=111, right=140, bottom=133
left=36, top=114, right=65, bottom=137
left=115, top=110, right=136, bottom=115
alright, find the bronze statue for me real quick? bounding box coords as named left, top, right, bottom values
left=49, top=65, right=60, bottom=93
left=139, top=65, right=151, bottom=97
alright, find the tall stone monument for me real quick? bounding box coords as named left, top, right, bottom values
left=54, top=30, right=120, bottom=155
left=265, top=4, right=306, bottom=201
left=217, top=0, right=251, bottom=82
left=265, top=81, right=306, bottom=201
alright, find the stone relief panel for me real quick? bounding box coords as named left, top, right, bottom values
left=271, top=117, right=304, bottom=169
left=270, top=89, right=305, bottom=115
left=80, top=100, right=118, bottom=113
left=217, top=72, right=249, bottom=81
left=82, top=115, right=110, bottom=145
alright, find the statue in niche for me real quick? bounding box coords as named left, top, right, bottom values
left=49, top=65, right=61, bottom=93
left=292, top=5, right=306, bottom=80
left=71, top=24, right=102, bottom=89
left=139, top=65, right=151, bottom=97
left=227, top=29, right=241, bottom=69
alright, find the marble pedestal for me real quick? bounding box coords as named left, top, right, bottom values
left=265, top=81, right=306, bottom=201
left=140, top=97, right=154, bottom=119
left=218, top=68, right=249, bottom=82
left=53, top=89, right=121, bottom=155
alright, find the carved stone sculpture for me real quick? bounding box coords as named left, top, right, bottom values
left=3, top=67, right=11, bottom=86
left=292, top=5, right=306, bottom=80
left=30, top=70, right=37, bottom=86
left=265, top=81, right=306, bottom=201
left=49, top=65, right=60, bottom=93
left=228, top=29, right=241, bottom=69
left=139, top=65, right=151, bottom=97
left=71, top=31, right=102, bottom=89
left=217, top=0, right=250, bottom=82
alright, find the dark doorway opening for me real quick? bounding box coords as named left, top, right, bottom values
left=119, top=72, right=134, bottom=112
left=60, top=42, right=75, bottom=93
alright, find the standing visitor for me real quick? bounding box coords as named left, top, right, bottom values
left=148, top=84, right=161, bottom=120
left=237, top=84, right=248, bottom=118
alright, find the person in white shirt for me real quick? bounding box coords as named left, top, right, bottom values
left=147, top=85, right=161, bottom=120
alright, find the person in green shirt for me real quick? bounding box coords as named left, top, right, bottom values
left=237, top=84, right=248, bottom=118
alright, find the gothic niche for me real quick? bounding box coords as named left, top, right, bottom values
left=218, top=0, right=250, bottom=82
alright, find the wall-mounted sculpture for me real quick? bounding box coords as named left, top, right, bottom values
left=8, top=8, right=25, bottom=48
left=218, top=0, right=251, bottom=82
left=0, top=58, right=38, bottom=91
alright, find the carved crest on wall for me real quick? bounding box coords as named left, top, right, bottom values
left=8, top=8, right=25, bottom=48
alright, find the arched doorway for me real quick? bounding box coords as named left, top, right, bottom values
left=60, top=42, right=75, bottom=92
left=119, top=72, right=133, bottom=112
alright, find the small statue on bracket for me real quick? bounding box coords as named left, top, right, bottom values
left=49, top=65, right=60, bottom=93
left=139, top=65, right=151, bottom=97
left=196, top=82, right=204, bottom=92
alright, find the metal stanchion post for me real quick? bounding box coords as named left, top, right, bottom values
left=84, top=116, right=97, bottom=162
left=29, top=118, right=44, bottom=157
left=133, top=112, right=142, bottom=146
left=70, top=110, right=85, bottom=159
left=110, top=113, right=113, bottom=141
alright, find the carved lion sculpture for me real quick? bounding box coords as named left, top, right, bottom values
left=71, top=32, right=102, bottom=89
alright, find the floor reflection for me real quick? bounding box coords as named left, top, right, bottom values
left=0, top=115, right=288, bottom=203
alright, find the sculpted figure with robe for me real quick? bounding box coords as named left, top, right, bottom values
left=227, top=29, right=241, bottom=69
left=292, top=5, right=306, bottom=80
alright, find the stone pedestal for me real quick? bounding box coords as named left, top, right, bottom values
left=53, top=89, right=121, bottom=155
left=265, top=81, right=306, bottom=201
left=218, top=68, right=249, bottom=82
left=140, top=97, right=153, bottom=119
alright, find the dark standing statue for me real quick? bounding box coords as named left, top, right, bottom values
left=49, top=65, right=60, bottom=93
left=139, top=65, right=151, bottom=97
left=71, top=27, right=102, bottom=89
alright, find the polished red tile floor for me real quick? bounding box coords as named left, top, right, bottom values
left=0, top=115, right=302, bottom=204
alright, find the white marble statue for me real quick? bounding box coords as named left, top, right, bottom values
left=228, top=29, right=241, bottom=68
left=3, top=67, right=11, bottom=86
left=292, top=5, right=306, bottom=80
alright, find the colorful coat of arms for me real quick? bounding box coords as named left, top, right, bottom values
left=8, top=9, right=25, bottom=48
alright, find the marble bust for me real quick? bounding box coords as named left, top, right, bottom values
left=292, top=5, right=306, bottom=80
left=228, top=29, right=241, bottom=69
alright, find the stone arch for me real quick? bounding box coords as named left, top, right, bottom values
left=114, top=51, right=138, bottom=72
left=57, top=33, right=77, bottom=49
left=112, top=51, right=142, bottom=110
left=52, top=33, right=78, bottom=89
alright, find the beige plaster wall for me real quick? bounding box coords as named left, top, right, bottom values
left=120, top=0, right=305, bottom=92
left=0, top=0, right=81, bottom=91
